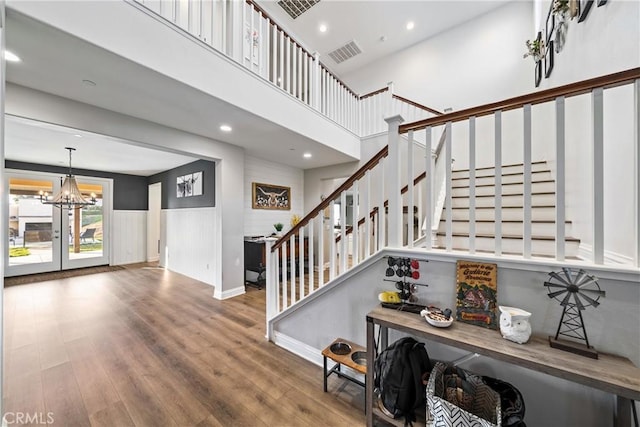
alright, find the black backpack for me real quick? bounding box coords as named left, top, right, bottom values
left=374, top=337, right=432, bottom=426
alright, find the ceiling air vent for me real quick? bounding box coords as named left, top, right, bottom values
left=277, top=0, right=320, bottom=19
left=328, top=40, right=362, bottom=64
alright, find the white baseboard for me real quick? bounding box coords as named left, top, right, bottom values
left=578, top=243, right=634, bottom=266
left=213, top=285, right=246, bottom=300
left=272, top=331, right=324, bottom=367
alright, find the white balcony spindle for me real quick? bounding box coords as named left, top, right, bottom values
left=445, top=121, right=453, bottom=251
left=287, top=235, right=295, bottom=304
left=270, top=23, right=276, bottom=84
left=352, top=181, right=359, bottom=264
left=278, top=31, right=284, bottom=89
left=469, top=117, right=476, bottom=254
left=292, top=44, right=297, bottom=97
left=281, top=243, right=288, bottom=309
left=364, top=170, right=372, bottom=257
left=329, top=200, right=336, bottom=279
left=378, top=158, right=386, bottom=251
left=340, top=191, right=347, bottom=273
left=523, top=104, right=532, bottom=258
left=424, top=126, right=433, bottom=250
left=494, top=111, right=503, bottom=256
left=407, top=130, right=415, bottom=248
left=592, top=88, right=604, bottom=264
left=298, top=228, right=304, bottom=300
left=555, top=97, right=566, bottom=261
left=317, top=214, right=324, bottom=288
left=634, top=79, right=640, bottom=268
left=308, top=221, right=314, bottom=292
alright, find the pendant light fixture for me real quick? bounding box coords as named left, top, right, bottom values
left=39, top=147, right=97, bottom=209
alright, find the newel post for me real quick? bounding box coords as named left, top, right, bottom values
left=385, top=115, right=404, bottom=247
left=264, top=237, right=277, bottom=340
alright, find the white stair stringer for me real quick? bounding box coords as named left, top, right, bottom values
left=437, top=161, right=581, bottom=258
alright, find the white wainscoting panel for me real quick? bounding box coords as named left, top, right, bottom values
left=161, top=207, right=222, bottom=291
left=111, top=210, right=147, bottom=265
left=244, top=155, right=304, bottom=237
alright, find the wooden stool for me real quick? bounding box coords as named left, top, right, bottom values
left=322, top=338, right=367, bottom=392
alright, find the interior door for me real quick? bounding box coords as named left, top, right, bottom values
left=5, top=172, right=62, bottom=276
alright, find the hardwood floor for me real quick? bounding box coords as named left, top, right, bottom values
left=3, top=265, right=365, bottom=426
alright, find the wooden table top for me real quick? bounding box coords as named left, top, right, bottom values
left=367, top=305, right=640, bottom=401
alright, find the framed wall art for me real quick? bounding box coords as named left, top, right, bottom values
left=252, top=182, right=291, bottom=210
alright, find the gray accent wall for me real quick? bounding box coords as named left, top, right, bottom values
left=148, top=160, right=215, bottom=209
left=5, top=160, right=149, bottom=210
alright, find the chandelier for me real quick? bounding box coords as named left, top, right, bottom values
left=39, top=147, right=97, bottom=209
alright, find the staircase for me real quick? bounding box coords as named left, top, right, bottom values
left=436, top=161, right=580, bottom=257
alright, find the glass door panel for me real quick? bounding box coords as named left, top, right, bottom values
left=62, top=179, right=109, bottom=270
left=6, top=175, right=62, bottom=276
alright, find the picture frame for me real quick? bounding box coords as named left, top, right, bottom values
left=545, top=7, right=555, bottom=44
left=176, top=171, right=203, bottom=198
left=252, top=182, right=291, bottom=210
left=578, top=0, right=594, bottom=22
left=545, top=41, right=555, bottom=78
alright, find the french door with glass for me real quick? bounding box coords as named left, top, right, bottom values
left=5, top=170, right=111, bottom=277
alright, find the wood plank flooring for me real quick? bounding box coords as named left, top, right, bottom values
left=3, top=265, right=366, bottom=426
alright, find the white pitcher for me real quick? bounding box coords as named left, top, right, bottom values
left=499, top=306, right=532, bottom=344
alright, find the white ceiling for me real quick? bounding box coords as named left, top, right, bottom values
left=4, top=2, right=506, bottom=176
left=256, top=0, right=507, bottom=76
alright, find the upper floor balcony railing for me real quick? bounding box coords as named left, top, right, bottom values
left=131, top=0, right=437, bottom=136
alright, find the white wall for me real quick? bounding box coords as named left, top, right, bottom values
left=342, top=2, right=534, bottom=113
left=273, top=249, right=640, bottom=427
left=160, top=207, right=234, bottom=298
left=6, top=84, right=245, bottom=296
left=244, top=155, right=304, bottom=237
left=111, top=210, right=147, bottom=265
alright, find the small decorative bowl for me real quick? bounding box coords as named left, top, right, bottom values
left=420, top=309, right=454, bottom=328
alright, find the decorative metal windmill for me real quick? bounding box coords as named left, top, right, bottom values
left=544, top=268, right=605, bottom=359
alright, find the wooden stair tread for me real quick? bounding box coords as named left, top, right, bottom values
left=452, top=161, right=547, bottom=173
left=452, top=180, right=555, bottom=189
left=431, top=246, right=582, bottom=259
left=452, top=170, right=550, bottom=180
left=436, top=232, right=580, bottom=242
left=453, top=192, right=555, bottom=198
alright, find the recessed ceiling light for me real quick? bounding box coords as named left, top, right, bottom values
left=82, top=79, right=97, bottom=87
left=220, top=124, right=232, bottom=132
left=319, top=24, right=327, bottom=33
left=5, top=50, right=21, bottom=62
left=406, top=21, right=415, bottom=30
left=303, top=153, right=312, bottom=158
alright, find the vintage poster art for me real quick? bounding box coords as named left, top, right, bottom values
left=456, top=260, right=498, bottom=329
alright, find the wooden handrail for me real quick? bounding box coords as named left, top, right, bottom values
left=399, top=68, right=640, bottom=134
left=359, top=87, right=389, bottom=100
left=245, top=0, right=358, bottom=99
left=273, top=145, right=389, bottom=251
left=392, top=94, right=442, bottom=116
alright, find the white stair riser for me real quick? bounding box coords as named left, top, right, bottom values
left=436, top=235, right=580, bottom=257
left=452, top=181, right=555, bottom=197
left=452, top=163, right=548, bottom=179
left=442, top=220, right=572, bottom=236
left=453, top=171, right=552, bottom=186
left=452, top=193, right=556, bottom=208
left=449, top=207, right=557, bottom=221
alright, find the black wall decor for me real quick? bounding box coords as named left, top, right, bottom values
left=148, top=159, right=215, bottom=209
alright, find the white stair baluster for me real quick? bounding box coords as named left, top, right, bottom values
left=555, top=97, right=566, bottom=261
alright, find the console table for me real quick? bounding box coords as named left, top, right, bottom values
left=365, top=305, right=640, bottom=427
